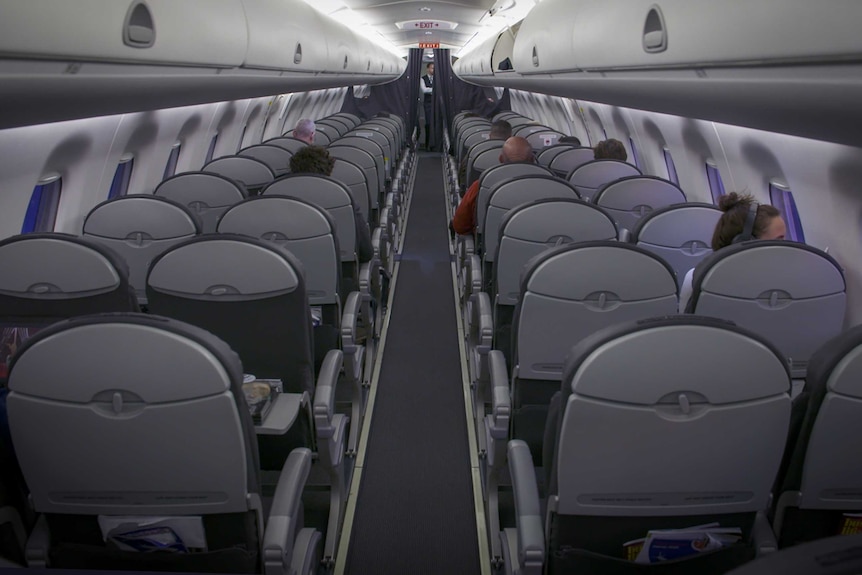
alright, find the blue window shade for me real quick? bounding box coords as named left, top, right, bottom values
left=663, top=148, right=679, bottom=185
left=769, top=183, right=805, bottom=243
left=629, top=137, right=641, bottom=170
left=22, top=177, right=62, bottom=233
left=108, top=157, right=134, bottom=199
left=705, top=162, right=726, bottom=205
left=205, top=134, right=219, bottom=164
left=163, top=144, right=181, bottom=180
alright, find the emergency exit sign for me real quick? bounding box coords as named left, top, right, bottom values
left=419, top=42, right=440, bottom=49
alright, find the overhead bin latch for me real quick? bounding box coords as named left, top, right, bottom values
left=123, top=1, right=156, bottom=49
left=643, top=5, right=667, bottom=53
left=294, top=43, right=303, bottom=65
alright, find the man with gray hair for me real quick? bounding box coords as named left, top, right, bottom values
left=293, top=118, right=315, bottom=145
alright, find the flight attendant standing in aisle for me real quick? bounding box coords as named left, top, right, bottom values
left=420, top=62, right=434, bottom=150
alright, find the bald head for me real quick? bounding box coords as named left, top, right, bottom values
left=500, top=136, right=534, bottom=164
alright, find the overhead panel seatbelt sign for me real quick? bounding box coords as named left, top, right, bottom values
left=419, top=42, right=440, bottom=49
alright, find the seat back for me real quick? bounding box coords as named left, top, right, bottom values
left=218, top=196, right=340, bottom=306
left=316, top=118, right=350, bottom=137
left=238, top=144, right=293, bottom=177
left=365, top=116, right=403, bottom=147
left=146, top=235, right=315, bottom=395
left=513, top=124, right=551, bottom=137
left=526, top=130, right=564, bottom=152
left=567, top=159, right=642, bottom=199
left=346, top=129, right=391, bottom=175
left=262, top=137, right=307, bottom=156
left=536, top=143, right=577, bottom=168
left=154, top=172, right=247, bottom=233
left=494, top=199, right=617, bottom=306
left=0, top=233, right=139, bottom=331
left=483, top=175, right=580, bottom=264
left=82, top=196, right=200, bottom=301
left=7, top=313, right=265, bottom=572
left=203, top=156, right=276, bottom=195
left=331, top=158, right=371, bottom=223
left=263, top=174, right=359, bottom=265
left=593, top=175, right=687, bottom=232
left=548, top=147, right=595, bottom=178
left=329, top=113, right=361, bottom=130
left=465, top=140, right=504, bottom=188
left=476, top=163, right=553, bottom=241
left=309, top=124, right=336, bottom=146
left=327, top=146, right=379, bottom=216
left=331, top=137, right=386, bottom=206
left=460, top=129, right=490, bottom=164
left=361, top=121, right=399, bottom=162
left=514, top=242, right=678, bottom=382
left=689, top=241, right=845, bottom=377
left=632, top=203, right=721, bottom=288
left=776, top=325, right=862, bottom=545
left=546, top=317, right=790, bottom=564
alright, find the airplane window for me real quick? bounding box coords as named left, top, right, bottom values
left=163, top=143, right=181, bottom=180
left=237, top=127, right=247, bottom=152
left=108, top=156, right=134, bottom=199
left=629, top=137, right=641, bottom=170
left=663, top=148, right=679, bottom=185
left=769, top=182, right=806, bottom=243
left=205, top=134, right=219, bottom=164
left=22, top=176, right=62, bottom=233
left=705, top=161, right=725, bottom=205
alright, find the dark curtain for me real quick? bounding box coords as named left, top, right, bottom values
left=432, top=48, right=512, bottom=152
left=339, top=49, right=424, bottom=142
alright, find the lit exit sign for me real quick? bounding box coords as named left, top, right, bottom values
left=419, top=42, right=440, bottom=49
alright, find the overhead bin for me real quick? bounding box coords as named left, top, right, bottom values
left=512, top=0, right=862, bottom=74
left=0, top=0, right=248, bottom=67
left=242, top=0, right=329, bottom=72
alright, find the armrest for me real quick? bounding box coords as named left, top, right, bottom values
left=313, top=349, right=343, bottom=439
left=487, top=350, right=511, bottom=440
left=341, top=291, right=362, bottom=351
left=618, top=227, right=631, bottom=242
left=753, top=511, right=778, bottom=555
left=468, top=254, right=483, bottom=298
left=508, top=440, right=545, bottom=574
left=469, top=291, right=494, bottom=355
left=0, top=505, right=26, bottom=557
left=358, top=261, right=372, bottom=299
left=264, top=447, right=313, bottom=575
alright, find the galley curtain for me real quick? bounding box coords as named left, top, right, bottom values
left=432, top=48, right=512, bottom=152
left=339, top=49, right=423, bottom=143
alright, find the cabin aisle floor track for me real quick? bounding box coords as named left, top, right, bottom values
left=342, top=153, right=481, bottom=575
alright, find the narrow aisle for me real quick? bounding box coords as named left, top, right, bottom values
left=343, top=154, right=481, bottom=574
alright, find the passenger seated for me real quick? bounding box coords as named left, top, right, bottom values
left=593, top=138, right=628, bottom=161
left=452, top=136, right=534, bottom=235
left=679, top=192, right=786, bottom=312
left=293, top=118, right=315, bottom=145
left=289, top=146, right=374, bottom=263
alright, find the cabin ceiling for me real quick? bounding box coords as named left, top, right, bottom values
left=342, top=0, right=496, bottom=51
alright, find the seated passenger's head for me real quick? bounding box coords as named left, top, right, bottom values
left=559, top=135, right=582, bottom=147
left=500, top=136, right=535, bottom=164
left=294, top=119, right=316, bottom=144
left=593, top=138, right=627, bottom=161
left=289, top=145, right=335, bottom=176
left=489, top=120, right=513, bottom=141
left=712, top=192, right=786, bottom=251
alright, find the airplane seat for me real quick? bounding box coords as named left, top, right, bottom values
left=535, top=143, right=577, bottom=168
left=724, top=534, right=862, bottom=575
left=82, top=195, right=201, bottom=306
left=772, top=324, right=862, bottom=547
left=526, top=130, right=564, bottom=152
left=330, top=137, right=386, bottom=212
left=493, top=242, right=678, bottom=464
left=345, top=129, right=392, bottom=178
left=631, top=203, right=722, bottom=289
left=327, top=146, right=381, bottom=224
left=217, top=197, right=367, bottom=454
left=154, top=172, right=247, bottom=234
left=592, top=175, right=687, bottom=233
left=262, top=174, right=380, bottom=319
left=468, top=199, right=617, bottom=421
left=5, top=312, right=322, bottom=573
left=331, top=157, right=373, bottom=225
left=567, top=159, right=642, bottom=200
left=0, top=233, right=140, bottom=365
left=547, top=147, right=595, bottom=178
left=502, top=316, right=791, bottom=574
left=262, top=137, right=307, bottom=156
left=465, top=140, right=505, bottom=190
left=687, top=241, right=845, bottom=378
left=237, top=144, right=293, bottom=177
left=203, top=156, right=276, bottom=197
left=459, top=129, right=491, bottom=165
